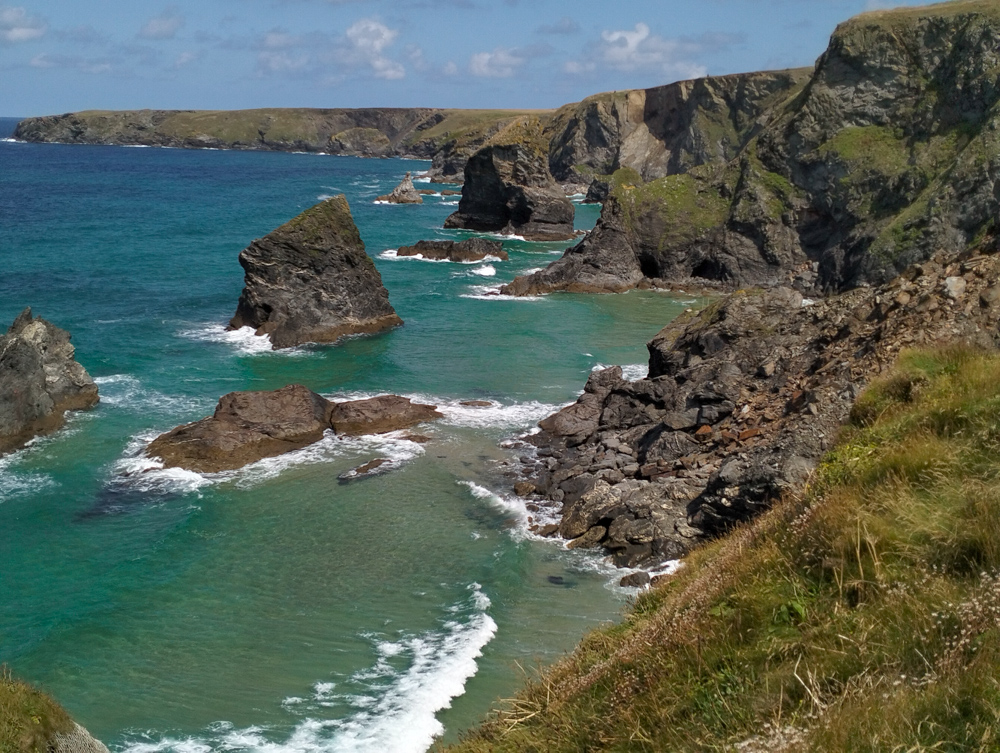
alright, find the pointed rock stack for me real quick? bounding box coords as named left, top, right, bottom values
left=0, top=308, right=99, bottom=455
left=229, top=195, right=402, bottom=349
left=376, top=172, right=423, bottom=204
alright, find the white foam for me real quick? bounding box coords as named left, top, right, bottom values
left=93, top=375, right=210, bottom=415
left=179, top=323, right=275, bottom=355
left=470, top=265, right=496, bottom=277
left=121, top=585, right=495, bottom=753
left=1, top=137, right=23, bottom=144
left=0, top=451, right=56, bottom=500
left=590, top=363, right=647, bottom=382
left=110, top=429, right=427, bottom=496
left=434, top=398, right=562, bottom=430
left=460, top=284, right=545, bottom=302
left=440, top=200, right=459, bottom=206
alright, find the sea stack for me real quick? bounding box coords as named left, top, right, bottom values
left=229, top=195, right=402, bottom=349
left=0, top=308, right=99, bottom=455
left=376, top=172, right=423, bottom=204
left=444, top=121, right=575, bottom=242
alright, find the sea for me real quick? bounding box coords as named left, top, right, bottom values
left=0, top=117, right=698, bottom=752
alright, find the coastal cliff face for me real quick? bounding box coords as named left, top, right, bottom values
left=545, top=68, right=811, bottom=184
left=508, top=1, right=1000, bottom=295
left=229, top=195, right=402, bottom=349
left=0, top=308, right=99, bottom=454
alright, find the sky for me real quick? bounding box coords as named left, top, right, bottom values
left=1, top=0, right=941, bottom=116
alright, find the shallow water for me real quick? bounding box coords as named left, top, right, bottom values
left=0, top=118, right=699, bottom=751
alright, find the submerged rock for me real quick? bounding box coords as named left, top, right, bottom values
left=0, top=308, right=99, bottom=455
left=444, top=124, right=575, bottom=241
left=396, top=238, right=507, bottom=263
left=229, top=195, right=402, bottom=349
left=376, top=172, right=423, bottom=204
left=146, top=385, right=441, bottom=473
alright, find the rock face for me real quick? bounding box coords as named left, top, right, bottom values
left=0, top=308, right=99, bottom=455
left=147, top=384, right=442, bottom=473
left=376, top=172, right=423, bottom=204
left=229, top=195, right=402, bottom=349
left=509, top=1, right=1000, bottom=295
left=545, top=68, right=811, bottom=185
left=511, top=248, right=1000, bottom=567
left=330, top=127, right=392, bottom=157
left=444, top=122, right=575, bottom=241
left=397, top=238, right=507, bottom=263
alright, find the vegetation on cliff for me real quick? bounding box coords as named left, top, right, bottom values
left=0, top=667, right=73, bottom=753
left=444, top=345, right=1000, bottom=751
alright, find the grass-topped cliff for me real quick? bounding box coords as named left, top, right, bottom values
left=0, top=667, right=73, bottom=753
left=443, top=345, right=1000, bottom=751
left=506, top=0, right=1000, bottom=297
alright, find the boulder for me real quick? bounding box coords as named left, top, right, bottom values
left=147, top=385, right=442, bottom=472
left=444, top=134, right=575, bottom=241
left=376, top=172, right=423, bottom=204
left=328, top=394, right=442, bottom=436
left=0, top=308, right=99, bottom=455
left=146, top=385, right=333, bottom=473
left=396, top=238, right=507, bottom=263
left=229, top=195, right=402, bottom=349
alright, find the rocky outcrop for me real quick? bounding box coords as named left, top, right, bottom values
left=0, top=308, right=99, bottom=455
left=444, top=122, right=576, bottom=241
left=229, top=195, right=402, bottom=349
left=376, top=172, right=423, bottom=204
left=501, top=198, right=641, bottom=295
left=545, top=69, right=811, bottom=185
left=509, top=247, right=1000, bottom=567
left=397, top=238, right=507, bottom=263
left=146, top=384, right=441, bottom=473
left=508, top=1, right=1000, bottom=296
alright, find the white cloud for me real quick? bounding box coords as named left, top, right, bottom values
left=537, top=16, right=580, bottom=36
left=470, top=47, right=524, bottom=78
left=0, top=5, right=46, bottom=44
left=443, top=60, right=458, bottom=76
left=29, top=53, right=112, bottom=74
left=139, top=7, right=184, bottom=40
left=330, top=18, right=405, bottom=80
left=258, top=49, right=308, bottom=73
left=563, top=22, right=735, bottom=81
left=174, top=50, right=197, bottom=67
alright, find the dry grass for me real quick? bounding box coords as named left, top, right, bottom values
left=0, top=666, right=73, bottom=753
left=442, top=346, right=1000, bottom=752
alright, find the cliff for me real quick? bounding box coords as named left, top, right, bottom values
left=507, top=0, right=1000, bottom=295
left=1, top=670, right=109, bottom=753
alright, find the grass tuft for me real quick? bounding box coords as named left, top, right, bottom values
left=0, top=666, right=74, bottom=753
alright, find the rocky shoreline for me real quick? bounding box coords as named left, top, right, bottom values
left=504, top=249, right=1000, bottom=578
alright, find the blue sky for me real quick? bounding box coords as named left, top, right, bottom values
left=2, top=0, right=938, bottom=116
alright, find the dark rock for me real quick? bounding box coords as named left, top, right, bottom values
left=502, top=197, right=642, bottom=296
left=584, top=178, right=611, bottom=204
left=444, top=125, right=576, bottom=242
left=328, top=395, right=442, bottom=436
left=376, top=172, right=423, bottom=204
left=513, top=481, right=536, bottom=497
left=0, top=308, right=99, bottom=455
left=229, top=195, right=403, bottom=349
left=460, top=399, right=494, bottom=407
left=339, top=457, right=391, bottom=480
left=329, top=127, right=392, bottom=157
left=619, top=571, right=651, bottom=588
left=396, top=238, right=507, bottom=263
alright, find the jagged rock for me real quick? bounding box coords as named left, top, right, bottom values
left=620, top=571, right=651, bottom=588
left=396, top=238, right=507, bottom=263
left=338, top=457, right=391, bottom=480
left=147, top=385, right=442, bottom=472
left=0, top=308, right=99, bottom=455
left=328, top=395, right=442, bottom=436
left=229, top=195, right=402, bottom=349
left=502, top=198, right=643, bottom=295
left=514, top=248, right=1000, bottom=568
left=444, top=124, right=575, bottom=241
left=376, top=172, right=423, bottom=204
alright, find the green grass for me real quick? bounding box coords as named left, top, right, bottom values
left=0, top=667, right=73, bottom=753
left=849, top=0, right=1000, bottom=27
left=818, top=126, right=911, bottom=177
left=443, top=346, right=1000, bottom=752
left=615, top=171, right=731, bottom=249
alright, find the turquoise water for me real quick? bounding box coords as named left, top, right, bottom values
left=0, top=119, right=698, bottom=752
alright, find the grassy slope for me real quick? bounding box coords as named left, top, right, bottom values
left=444, top=346, right=1000, bottom=752
left=0, top=668, right=73, bottom=753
